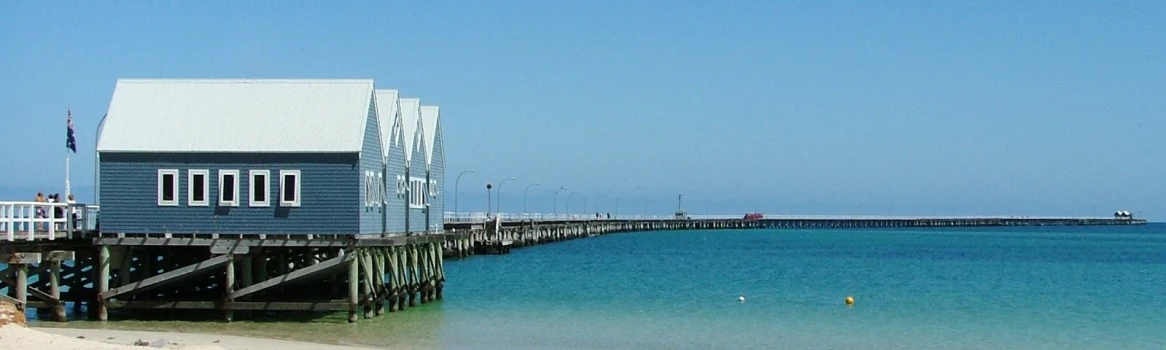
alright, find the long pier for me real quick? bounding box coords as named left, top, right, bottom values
left=0, top=201, right=1148, bottom=324
left=444, top=212, right=1148, bottom=253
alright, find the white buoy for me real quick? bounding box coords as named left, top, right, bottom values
left=739, top=295, right=746, bottom=303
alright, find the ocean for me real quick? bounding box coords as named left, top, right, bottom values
left=30, top=224, right=1166, bottom=349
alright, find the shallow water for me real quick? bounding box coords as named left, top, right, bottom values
left=33, top=224, right=1166, bottom=349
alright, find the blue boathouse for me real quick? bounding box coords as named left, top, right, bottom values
left=397, top=97, right=427, bottom=234
left=95, top=79, right=384, bottom=235
left=375, top=89, right=407, bottom=234
left=420, top=105, right=445, bottom=233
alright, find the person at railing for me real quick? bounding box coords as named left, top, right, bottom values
left=52, top=193, right=66, bottom=231
left=66, top=194, right=80, bottom=230
left=34, top=191, right=47, bottom=231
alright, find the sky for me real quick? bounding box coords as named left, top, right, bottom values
left=1, top=1, right=1163, bottom=219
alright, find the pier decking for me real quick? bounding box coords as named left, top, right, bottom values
left=0, top=202, right=1148, bottom=324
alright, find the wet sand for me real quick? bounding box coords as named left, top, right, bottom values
left=1, top=326, right=386, bottom=350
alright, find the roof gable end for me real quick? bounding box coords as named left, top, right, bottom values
left=398, top=98, right=423, bottom=166
left=420, top=105, right=440, bottom=169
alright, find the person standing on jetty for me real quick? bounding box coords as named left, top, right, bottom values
left=34, top=191, right=46, bottom=231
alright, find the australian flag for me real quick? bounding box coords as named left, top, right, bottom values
left=66, top=109, right=76, bottom=153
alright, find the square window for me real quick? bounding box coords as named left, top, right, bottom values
left=157, top=169, right=179, bottom=206
left=188, top=169, right=209, bottom=206
left=249, top=170, right=270, bottom=207
left=280, top=170, right=301, bottom=207
left=219, top=170, right=240, bottom=207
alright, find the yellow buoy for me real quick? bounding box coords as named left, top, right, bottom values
left=845, top=296, right=854, bottom=306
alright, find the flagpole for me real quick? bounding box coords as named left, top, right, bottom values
left=66, top=150, right=71, bottom=197
left=65, top=107, right=72, bottom=198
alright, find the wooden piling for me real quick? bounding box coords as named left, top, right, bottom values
left=347, top=250, right=358, bottom=323
left=97, top=245, right=110, bottom=321
left=224, top=255, right=235, bottom=322
left=49, top=260, right=65, bottom=322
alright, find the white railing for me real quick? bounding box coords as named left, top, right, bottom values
left=442, top=212, right=1126, bottom=224
left=0, top=201, right=94, bottom=242
left=442, top=212, right=739, bottom=223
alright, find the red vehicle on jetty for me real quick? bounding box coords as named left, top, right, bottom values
left=743, top=213, right=764, bottom=221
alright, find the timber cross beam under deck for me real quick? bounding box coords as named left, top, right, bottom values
left=0, top=250, right=77, bottom=321
left=82, top=234, right=448, bottom=323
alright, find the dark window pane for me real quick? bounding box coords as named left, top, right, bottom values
left=162, top=174, right=175, bottom=201
left=193, top=174, right=205, bottom=201
left=223, top=175, right=236, bottom=202
left=253, top=174, right=266, bottom=202
left=284, top=175, right=296, bottom=202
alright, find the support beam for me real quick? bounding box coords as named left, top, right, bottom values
left=230, top=252, right=351, bottom=300
left=100, top=254, right=235, bottom=300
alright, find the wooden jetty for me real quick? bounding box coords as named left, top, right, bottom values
left=2, top=201, right=1148, bottom=323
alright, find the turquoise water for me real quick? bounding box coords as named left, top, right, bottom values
left=26, top=224, right=1166, bottom=349
left=429, top=225, right=1166, bottom=349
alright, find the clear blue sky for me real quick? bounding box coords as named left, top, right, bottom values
left=1, top=1, right=1163, bottom=218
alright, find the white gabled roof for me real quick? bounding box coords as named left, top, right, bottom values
left=420, top=105, right=440, bottom=169
left=374, top=89, right=401, bottom=160
left=398, top=98, right=422, bottom=164
left=96, top=78, right=375, bottom=153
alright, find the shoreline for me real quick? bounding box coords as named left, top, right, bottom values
left=1, top=325, right=388, bottom=350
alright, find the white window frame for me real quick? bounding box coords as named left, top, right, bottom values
left=409, top=177, right=426, bottom=209
left=187, top=169, right=209, bottom=207
left=280, top=170, right=302, bottom=207
left=157, top=169, right=179, bottom=206
left=376, top=172, right=384, bottom=207
left=396, top=175, right=406, bottom=199
left=249, top=170, right=271, bottom=207
left=218, top=169, right=240, bottom=207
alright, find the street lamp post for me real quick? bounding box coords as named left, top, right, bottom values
left=497, top=177, right=516, bottom=215
left=453, top=169, right=475, bottom=213
left=566, top=192, right=577, bottom=215
left=615, top=198, right=621, bottom=219
left=553, top=187, right=567, bottom=214
left=486, top=183, right=493, bottom=216
left=523, top=182, right=540, bottom=214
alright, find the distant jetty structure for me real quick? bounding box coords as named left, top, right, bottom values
left=0, top=77, right=1147, bottom=325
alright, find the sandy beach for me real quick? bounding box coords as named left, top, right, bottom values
left=0, top=325, right=383, bottom=350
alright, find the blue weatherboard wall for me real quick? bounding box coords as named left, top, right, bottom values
left=428, top=120, right=445, bottom=232
left=385, top=119, right=407, bottom=234
left=359, top=96, right=383, bottom=235
left=408, top=132, right=427, bottom=233
left=98, top=152, right=360, bottom=235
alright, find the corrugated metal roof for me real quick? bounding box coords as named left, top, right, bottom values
left=399, top=98, right=422, bottom=165
left=96, top=78, right=375, bottom=153
left=374, top=89, right=401, bottom=160
left=420, top=105, right=440, bottom=169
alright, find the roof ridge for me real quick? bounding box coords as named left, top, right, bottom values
left=117, top=78, right=375, bottom=84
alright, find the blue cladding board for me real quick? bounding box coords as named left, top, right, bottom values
left=359, top=97, right=383, bottom=235
left=385, top=126, right=407, bottom=234
left=428, top=122, right=445, bottom=232
left=98, top=152, right=360, bottom=235
left=408, top=133, right=426, bottom=233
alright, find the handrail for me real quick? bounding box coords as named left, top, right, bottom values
left=441, top=211, right=1134, bottom=224
left=0, top=201, right=97, bottom=241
